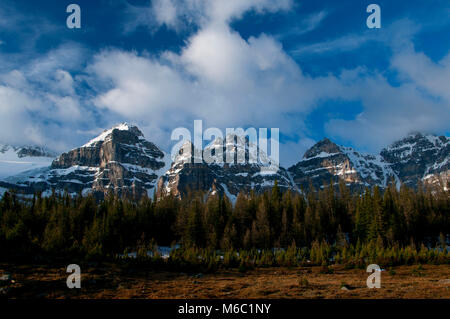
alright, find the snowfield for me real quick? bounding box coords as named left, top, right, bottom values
left=0, top=146, right=54, bottom=179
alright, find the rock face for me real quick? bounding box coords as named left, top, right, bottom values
left=288, top=133, right=449, bottom=192
left=2, top=123, right=170, bottom=199
left=288, top=138, right=397, bottom=191
left=157, top=135, right=292, bottom=201
left=1, top=128, right=448, bottom=200
left=380, top=133, right=449, bottom=190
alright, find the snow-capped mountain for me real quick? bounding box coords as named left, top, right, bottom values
left=0, top=144, right=56, bottom=179
left=156, top=134, right=292, bottom=201
left=287, top=138, right=398, bottom=191
left=1, top=123, right=171, bottom=199
left=288, top=133, right=448, bottom=192
left=1, top=127, right=448, bottom=200
left=380, top=133, right=449, bottom=190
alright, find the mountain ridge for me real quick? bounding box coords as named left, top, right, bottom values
left=0, top=126, right=448, bottom=199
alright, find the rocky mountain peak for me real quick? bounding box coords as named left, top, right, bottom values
left=289, top=137, right=397, bottom=191
left=3, top=123, right=170, bottom=199
left=381, top=133, right=449, bottom=189
left=303, top=138, right=341, bottom=159
left=204, top=134, right=265, bottom=167
left=82, top=122, right=144, bottom=148
left=1, top=128, right=448, bottom=200
left=382, top=132, right=448, bottom=158
left=157, top=133, right=291, bottom=201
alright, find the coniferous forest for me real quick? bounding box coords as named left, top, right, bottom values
left=1, top=182, right=449, bottom=271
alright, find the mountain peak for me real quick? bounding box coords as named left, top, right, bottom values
left=384, top=132, right=449, bottom=153
left=381, top=132, right=449, bottom=188
left=2, top=128, right=448, bottom=199
left=82, top=122, right=143, bottom=148
left=3, top=122, right=170, bottom=199
left=303, top=138, right=340, bottom=159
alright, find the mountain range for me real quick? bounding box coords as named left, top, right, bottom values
left=0, top=123, right=448, bottom=200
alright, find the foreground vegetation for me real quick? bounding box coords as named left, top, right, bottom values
left=0, top=181, right=448, bottom=270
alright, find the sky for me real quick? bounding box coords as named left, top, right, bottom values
left=0, top=0, right=449, bottom=167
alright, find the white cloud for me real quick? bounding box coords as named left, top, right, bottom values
left=93, top=1, right=345, bottom=165
left=277, top=10, right=330, bottom=40
left=90, top=49, right=191, bottom=118
left=0, top=85, right=44, bottom=145
left=325, top=61, right=450, bottom=151
left=87, top=22, right=343, bottom=157
left=288, top=18, right=450, bottom=152
left=291, top=19, right=420, bottom=57
left=46, top=95, right=82, bottom=122
left=93, top=4, right=450, bottom=164
left=0, top=43, right=94, bottom=151
left=280, top=138, right=316, bottom=167
left=152, top=0, right=178, bottom=29
left=0, top=1, right=448, bottom=169
left=205, top=0, right=292, bottom=25
left=292, top=33, right=373, bottom=56
left=53, top=70, right=76, bottom=96
left=391, top=50, right=450, bottom=102
left=123, top=0, right=292, bottom=32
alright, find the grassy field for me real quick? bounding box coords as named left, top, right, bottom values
left=1, top=263, right=449, bottom=299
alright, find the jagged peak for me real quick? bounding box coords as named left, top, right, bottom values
left=303, top=137, right=341, bottom=159
left=204, top=133, right=254, bottom=149
left=82, top=122, right=143, bottom=148
left=402, top=131, right=448, bottom=140
left=203, top=133, right=274, bottom=167
left=170, top=134, right=272, bottom=168
left=384, top=132, right=449, bottom=152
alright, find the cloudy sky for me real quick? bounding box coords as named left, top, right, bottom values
left=0, top=0, right=449, bottom=166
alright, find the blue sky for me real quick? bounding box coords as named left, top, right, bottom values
left=0, top=0, right=449, bottom=166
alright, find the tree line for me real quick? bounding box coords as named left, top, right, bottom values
left=0, top=181, right=448, bottom=268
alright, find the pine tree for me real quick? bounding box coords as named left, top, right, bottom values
left=251, top=201, right=271, bottom=249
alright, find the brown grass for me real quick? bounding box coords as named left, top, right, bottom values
left=1, top=263, right=449, bottom=299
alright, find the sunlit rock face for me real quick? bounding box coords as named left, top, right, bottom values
left=288, top=138, right=397, bottom=191
left=157, top=135, right=292, bottom=202
left=2, top=123, right=170, bottom=199
left=1, top=129, right=447, bottom=200
left=380, top=133, right=449, bottom=190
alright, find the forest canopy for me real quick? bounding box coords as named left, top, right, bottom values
left=0, top=182, right=448, bottom=269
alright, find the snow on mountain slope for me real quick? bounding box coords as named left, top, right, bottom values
left=2, top=130, right=447, bottom=199
left=82, top=123, right=140, bottom=148
left=340, top=146, right=399, bottom=188
left=0, top=144, right=55, bottom=179
left=288, top=133, right=448, bottom=192
left=288, top=138, right=397, bottom=191
left=2, top=123, right=171, bottom=199
left=381, top=133, right=449, bottom=189
left=157, top=134, right=291, bottom=201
